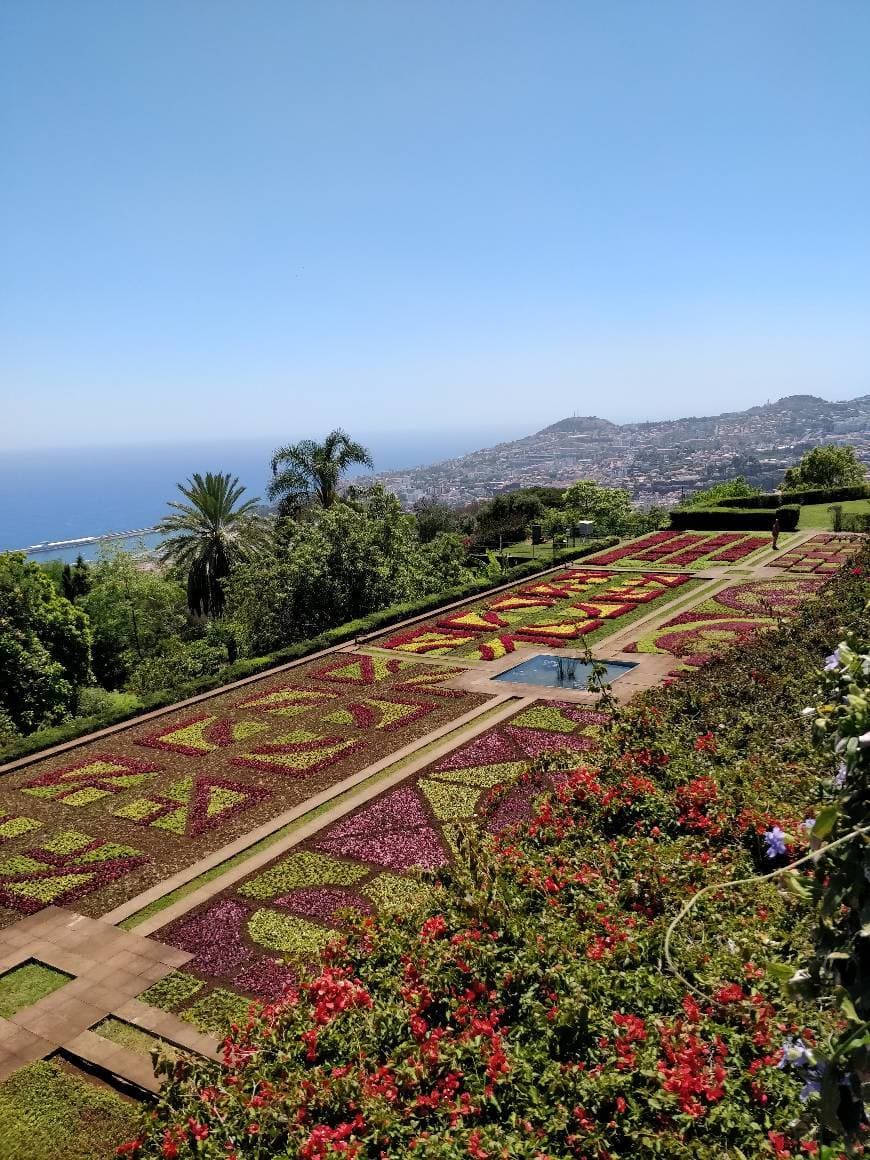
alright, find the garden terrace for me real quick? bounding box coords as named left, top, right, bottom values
left=624, top=575, right=828, bottom=670
left=122, top=541, right=870, bottom=1158
left=766, top=532, right=864, bottom=575
left=579, top=530, right=775, bottom=569
left=0, top=655, right=490, bottom=925
left=0, top=528, right=863, bottom=1153
left=373, top=567, right=701, bottom=661
left=127, top=700, right=610, bottom=1023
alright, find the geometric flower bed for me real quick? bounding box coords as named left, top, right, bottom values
left=0, top=827, right=149, bottom=920
left=581, top=530, right=771, bottom=569
left=0, top=655, right=489, bottom=924
left=377, top=569, right=697, bottom=660
left=144, top=699, right=610, bottom=1024
left=767, top=532, right=864, bottom=575
left=624, top=576, right=827, bottom=668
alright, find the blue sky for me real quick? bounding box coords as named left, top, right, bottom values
left=2, top=0, right=869, bottom=449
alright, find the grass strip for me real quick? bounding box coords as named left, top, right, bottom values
left=0, top=961, right=71, bottom=1019
left=0, top=1058, right=140, bottom=1160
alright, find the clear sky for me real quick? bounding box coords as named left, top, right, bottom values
left=2, top=0, right=869, bottom=449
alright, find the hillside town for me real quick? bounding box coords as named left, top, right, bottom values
left=372, top=394, right=870, bottom=508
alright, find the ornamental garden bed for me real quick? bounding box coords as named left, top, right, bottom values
left=120, top=545, right=870, bottom=1159
left=767, top=532, right=864, bottom=575
left=375, top=568, right=699, bottom=661
left=141, top=699, right=611, bottom=1024
left=624, top=576, right=827, bottom=669
left=580, top=530, right=772, bottom=570
left=0, top=655, right=489, bottom=927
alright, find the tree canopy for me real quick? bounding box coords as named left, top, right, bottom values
left=157, top=472, right=268, bottom=617
left=0, top=552, right=92, bottom=734
left=782, top=444, right=867, bottom=491
left=227, top=485, right=472, bottom=653
left=562, top=480, right=634, bottom=534
left=268, top=429, right=373, bottom=518
left=680, top=476, right=760, bottom=508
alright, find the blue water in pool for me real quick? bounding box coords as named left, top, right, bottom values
left=493, top=655, right=637, bottom=688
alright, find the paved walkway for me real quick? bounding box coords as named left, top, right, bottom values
left=0, top=908, right=220, bottom=1087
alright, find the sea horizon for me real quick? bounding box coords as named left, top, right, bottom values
left=0, top=428, right=526, bottom=559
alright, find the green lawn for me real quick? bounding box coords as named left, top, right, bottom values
left=93, top=1016, right=190, bottom=1063
left=0, top=1059, right=140, bottom=1160
left=798, top=498, right=870, bottom=529
left=0, top=962, right=71, bottom=1019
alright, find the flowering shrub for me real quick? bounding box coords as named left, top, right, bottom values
left=124, top=546, right=869, bottom=1157
left=787, top=629, right=870, bottom=1138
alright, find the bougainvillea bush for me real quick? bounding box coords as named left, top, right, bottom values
left=124, top=547, right=869, bottom=1157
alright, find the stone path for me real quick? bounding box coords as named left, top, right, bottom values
left=0, top=907, right=220, bottom=1087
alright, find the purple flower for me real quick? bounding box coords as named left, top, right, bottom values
left=824, top=653, right=841, bottom=672
left=764, top=826, right=787, bottom=859
left=800, top=818, right=815, bottom=832
left=778, top=1037, right=814, bottom=1070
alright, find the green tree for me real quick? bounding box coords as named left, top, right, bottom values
left=412, top=499, right=458, bottom=544
left=157, top=472, right=269, bottom=617
left=782, top=444, right=867, bottom=491
left=268, top=429, right=373, bottom=518
left=0, top=552, right=92, bottom=733
left=79, top=548, right=189, bottom=688
left=473, top=492, right=545, bottom=546
left=562, top=480, right=634, bottom=535
left=680, top=476, right=760, bottom=508
left=228, top=485, right=427, bottom=653
left=61, top=555, right=93, bottom=602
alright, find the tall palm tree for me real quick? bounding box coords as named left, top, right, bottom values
left=157, top=472, right=268, bottom=617
left=268, top=429, right=373, bottom=518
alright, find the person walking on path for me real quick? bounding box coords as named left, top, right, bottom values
left=771, top=516, right=781, bottom=550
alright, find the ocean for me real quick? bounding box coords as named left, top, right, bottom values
left=0, top=430, right=521, bottom=562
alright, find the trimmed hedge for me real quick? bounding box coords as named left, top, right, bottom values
left=718, top=484, right=870, bottom=509
left=0, top=537, right=617, bottom=766
left=669, top=505, right=800, bottom=531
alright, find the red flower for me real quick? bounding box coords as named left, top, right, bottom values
left=420, top=915, right=448, bottom=941
left=714, top=983, right=745, bottom=1004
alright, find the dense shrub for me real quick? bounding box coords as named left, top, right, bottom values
left=125, top=547, right=870, bottom=1158
left=670, top=505, right=800, bottom=531
left=718, top=486, right=870, bottom=509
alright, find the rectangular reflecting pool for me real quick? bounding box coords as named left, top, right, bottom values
left=492, top=654, right=637, bottom=689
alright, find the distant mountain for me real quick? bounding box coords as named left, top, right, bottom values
left=371, top=394, right=870, bottom=507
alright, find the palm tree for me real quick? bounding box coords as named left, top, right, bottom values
left=268, top=429, right=373, bottom=517
left=157, top=472, right=268, bottom=617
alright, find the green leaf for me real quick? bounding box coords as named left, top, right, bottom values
left=781, top=870, right=811, bottom=900
left=767, top=960, right=794, bottom=984
left=812, top=804, right=839, bottom=840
